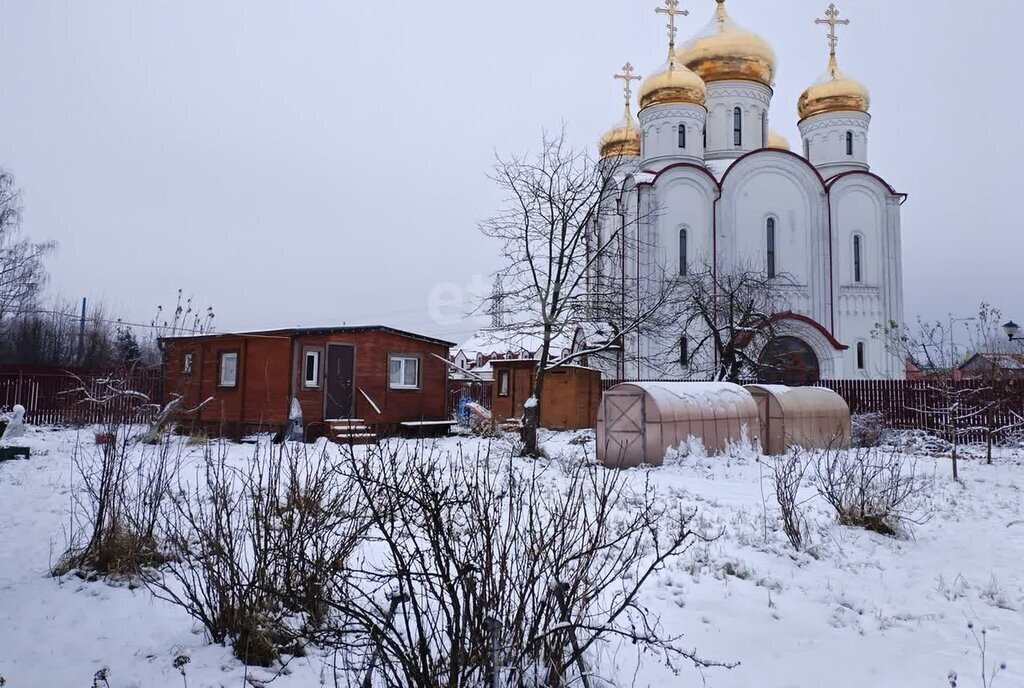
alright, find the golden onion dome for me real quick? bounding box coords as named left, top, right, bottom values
left=599, top=108, right=641, bottom=159
left=679, top=0, right=776, bottom=88
left=766, top=130, right=790, bottom=151
left=638, top=55, right=707, bottom=110
left=798, top=55, right=870, bottom=120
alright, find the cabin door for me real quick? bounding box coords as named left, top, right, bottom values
left=325, top=344, right=356, bottom=419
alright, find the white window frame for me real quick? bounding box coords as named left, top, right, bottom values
left=182, top=352, right=194, bottom=375
left=498, top=370, right=510, bottom=397
left=303, top=349, right=321, bottom=389
left=389, top=354, right=421, bottom=390
left=218, top=351, right=239, bottom=388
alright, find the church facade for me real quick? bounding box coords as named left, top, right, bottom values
left=590, top=1, right=906, bottom=381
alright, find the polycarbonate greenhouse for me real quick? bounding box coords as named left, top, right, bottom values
left=597, top=382, right=760, bottom=468
left=745, top=384, right=851, bottom=455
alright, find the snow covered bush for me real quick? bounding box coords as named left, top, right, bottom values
left=54, top=424, right=181, bottom=578
left=812, top=447, right=930, bottom=537
left=851, top=412, right=886, bottom=448
left=148, top=440, right=368, bottom=667
left=767, top=449, right=812, bottom=551
left=318, top=442, right=730, bottom=687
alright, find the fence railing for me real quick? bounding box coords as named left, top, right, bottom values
left=601, top=377, right=1024, bottom=444
left=0, top=365, right=164, bottom=426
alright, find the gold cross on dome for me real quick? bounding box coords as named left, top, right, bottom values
left=656, top=0, right=689, bottom=53
left=815, top=3, right=850, bottom=56
left=614, top=62, right=642, bottom=107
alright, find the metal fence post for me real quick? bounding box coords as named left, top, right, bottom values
left=360, top=592, right=407, bottom=688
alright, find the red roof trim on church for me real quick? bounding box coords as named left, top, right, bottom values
left=825, top=170, right=906, bottom=199
left=772, top=312, right=849, bottom=351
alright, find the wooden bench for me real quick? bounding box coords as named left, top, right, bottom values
left=399, top=420, right=458, bottom=438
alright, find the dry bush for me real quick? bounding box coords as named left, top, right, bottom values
left=851, top=412, right=886, bottom=448
left=147, top=441, right=368, bottom=667
left=54, top=424, right=180, bottom=578
left=767, top=449, right=812, bottom=551
left=813, top=447, right=930, bottom=537
left=318, top=442, right=730, bottom=688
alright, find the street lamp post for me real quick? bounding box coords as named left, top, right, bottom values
left=1004, top=320, right=1022, bottom=346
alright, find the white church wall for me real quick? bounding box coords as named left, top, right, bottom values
left=705, top=81, right=772, bottom=162
left=799, top=110, right=870, bottom=177
left=651, top=170, right=716, bottom=277
left=639, top=103, right=707, bottom=170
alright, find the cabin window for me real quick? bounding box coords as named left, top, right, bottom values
left=678, top=124, right=686, bottom=149
left=389, top=354, right=421, bottom=390
left=498, top=370, right=510, bottom=397
left=733, top=107, right=743, bottom=147
left=846, top=131, right=854, bottom=156
left=856, top=342, right=866, bottom=371
left=853, top=234, right=863, bottom=283
left=182, top=352, right=194, bottom=376
left=218, top=351, right=238, bottom=388
left=680, top=335, right=689, bottom=367
left=679, top=228, right=688, bottom=276
left=766, top=218, right=777, bottom=278
left=303, top=349, right=321, bottom=389
left=475, top=353, right=485, bottom=367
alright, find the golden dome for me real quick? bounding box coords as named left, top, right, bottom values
left=599, top=108, right=641, bottom=159
left=679, top=0, right=776, bottom=88
left=638, top=56, right=707, bottom=110
left=798, top=56, right=870, bottom=120
left=766, top=130, right=790, bottom=151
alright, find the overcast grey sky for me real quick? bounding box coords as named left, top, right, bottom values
left=0, top=0, right=1021, bottom=345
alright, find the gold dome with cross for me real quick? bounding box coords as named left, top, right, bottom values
left=638, top=0, right=707, bottom=110
left=600, top=63, right=643, bottom=158
left=798, top=3, right=870, bottom=120
left=678, top=0, right=776, bottom=88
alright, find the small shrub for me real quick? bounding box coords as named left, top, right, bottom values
left=766, top=449, right=811, bottom=550
left=813, top=447, right=929, bottom=537
left=851, top=412, right=886, bottom=448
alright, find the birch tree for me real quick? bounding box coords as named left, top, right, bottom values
left=0, top=168, right=54, bottom=327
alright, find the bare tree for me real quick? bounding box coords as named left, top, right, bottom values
left=481, top=130, right=677, bottom=455
left=0, top=168, right=55, bottom=329
left=874, top=314, right=1008, bottom=479
left=677, top=261, right=793, bottom=383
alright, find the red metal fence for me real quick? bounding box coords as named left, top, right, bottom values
left=0, top=365, right=164, bottom=426
left=601, top=378, right=1024, bottom=444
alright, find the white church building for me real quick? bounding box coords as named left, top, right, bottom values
left=590, top=0, right=906, bottom=382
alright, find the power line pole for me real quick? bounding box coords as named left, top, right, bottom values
left=78, top=297, right=87, bottom=365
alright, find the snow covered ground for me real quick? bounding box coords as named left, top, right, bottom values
left=0, top=427, right=1021, bottom=687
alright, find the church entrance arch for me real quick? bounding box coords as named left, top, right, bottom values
left=758, top=336, right=821, bottom=386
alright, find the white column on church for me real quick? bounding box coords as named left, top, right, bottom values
left=638, top=102, right=707, bottom=171
left=799, top=110, right=870, bottom=177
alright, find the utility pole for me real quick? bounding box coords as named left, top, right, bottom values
left=78, top=297, right=87, bottom=366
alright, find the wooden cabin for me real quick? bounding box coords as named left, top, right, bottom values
left=160, top=326, right=455, bottom=440
left=490, top=360, right=601, bottom=431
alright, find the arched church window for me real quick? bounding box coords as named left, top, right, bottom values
left=679, top=228, right=688, bottom=276
left=703, top=126, right=707, bottom=149
left=678, top=124, right=686, bottom=149
left=846, top=131, right=854, bottom=156
left=733, top=107, right=743, bottom=147
left=803, top=138, right=810, bottom=159
left=766, top=218, right=777, bottom=278
left=856, top=342, right=866, bottom=371
left=761, top=112, right=768, bottom=147
left=853, top=234, right=863, bottom=283
left=680, top=335, right=690, bottom=367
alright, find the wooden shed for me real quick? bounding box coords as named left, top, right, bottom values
left=490, top=360, right=601, bottom=431
left=745, top=385, right=851, bottom=455
left=160, top=326, right=455, bottom=440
